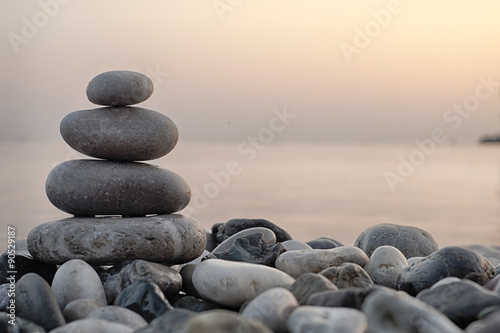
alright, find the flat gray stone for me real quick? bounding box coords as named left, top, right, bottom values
left=464, top=245, right=500, bottom=266
left=465, top=309, right=500, bottom=333
left=320, top=263, right=374, bottom=289
left=282, top=240, right=312, bottom=251
left=63, top=299, right=106, bottom=322
left=60, top=107, right=178, bottom=161
left=27, top=214, right=206, bottom=265
left=287, top=306, right=367, bottom=333
left=212, top=218, right=292, bottom=243
left=289, top=273, right=338, bottom=305
left=86, top=70, right=153, bottom=106
left=181, top=310, right=273, bottom=333
left=354, top=223, right=438, bottom=258
left=212, top=227, right=276, bottom=254
left=87, top=305, right=148, bottom=330
left=46, top=160, right=190, bottom=216
left=363, top=245, right=408, bottom=288
left=135, top=309, right=195, bottom=333
left=275, top=246, right=369, bottom=278
left=50, top=318, right=133, bottom=333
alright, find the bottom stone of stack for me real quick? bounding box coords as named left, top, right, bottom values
left=26, top=214, right=206, bottom=265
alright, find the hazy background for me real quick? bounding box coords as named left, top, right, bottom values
left=1, top=0, right=500, bottom=143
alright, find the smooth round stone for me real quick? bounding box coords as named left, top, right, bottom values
left=135, top=309, right=195, bottom=333
left=464, top=245, right=500, bottom=266
left=407, top=256, right=425, bottom=265
left=307, top=287, right=383, bottom=309
left=397, top=246, right=496, bottom=296
left=192, top=259, right=295, bottom=308
left=212, top=227, right=277, bottom=254
left=466, top=309, right=500, bottom=333
left=87, top=306, right=148, bottom=330
left=362, top=289, right=462, bottom=333
left=16, top=273, right=66, bottom=331
left=27, top=214, right=206, bottom=265
left=63, top=299, right=106, bottom=322
left=46, top=160, right=190, bottom=216
left=50, top=318, right=133, bottom=333
left=282, top=240, right=312, bottom=251
left=86, top=70, right=153, bottom=106
left=181, top=310, right=273, bottom=333
left=289, top=273, right=338, bottom=305
left=180, top=264, right=202, bottom=298
left=306, top=237, right=344, bottom=249
left=431, top=277, right=462, bottom=290
left=363, top=245, right=408, bottom=288
left=287, top=306, right=368, bottom=333
left=275, top=246, right=369, bottom=279
left=212, top=218, right=292, bottom=243
left=320, top=263, right=374, bottom=289
left=354, top=223, right=438, bottom=258
left=60, top=107, right=178, bottom=161
left=52, top=259, right=107, bottom=310
left=241, top=287, right=298, bottom=333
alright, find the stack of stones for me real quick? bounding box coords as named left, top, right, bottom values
left=27, top=70, right=206, bottom=265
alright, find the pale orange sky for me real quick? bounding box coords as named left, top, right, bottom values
left=1, top=0, right=499, bottom=142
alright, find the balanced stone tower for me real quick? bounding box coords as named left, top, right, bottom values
left=27, top=70, right=206, bottom=265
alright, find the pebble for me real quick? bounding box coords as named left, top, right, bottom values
left=0, top=250, right=57, bottom=284
left=307, top=286, right=382, bottom=309
left=464, top=245, right=500, bottom=266
left=204, top=228, right=218, bottom=252
left=306, top=237, right=344, bottom=249
left=63, top=299, right=106, bottom=322
left=289, top=273, right=338, bottom=305
left=192, top=259, right=295, bottom=308
left=211, top=233, right=286, bottom=267
left=27, top=214, right=206, bottom=265
left=180, top=264, right=202, bottom=298
left=45, top=160, right=190, bottom=216
left=50, top=318, right=133, bottom=333
left=180, top=310, right=273, bottom=333
left=101, top=259, right=182, bottom=303
left=275, top=246, right=369, bottom=278
left=174, top=296, right=222, bottom=312
left=241, top=287, right=298, bottom=333
left=287, top=306, right=368, bottom=333
left=362, top=289, right=462, bottom=333
left=354, top=223, right=439, bottom=258
left=86, top=70, right=154, bottom=106
left=212, top=227, right=277, bottom=254
left=87, top=305, right=148, bottom=330
left=416, top=279, right=500, bottom=328
left=465, top=309, right=500, bottom=333
left=51, top=259, right=107, bottom=310
left=135, top=309, right=195, bottom=333
left=16, top=273, right=65, bottom=331
left=363, top=245, right=408, bottom=288
left=0, top=313, right=46, bottom=332
left=282, top=240, right=312, bottom=251
left=407, top=256, right=425, bottom=265
left=113, top=281, right=172, bottom=322
left=397, top=246, right=496, bottom=296
left=60, top=107, right=178, bottom=161
left=212, top=218, right=292, bottom=243
left=320, top=263, right=374, bottom=289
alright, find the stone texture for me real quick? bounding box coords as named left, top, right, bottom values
left=282, top=240, right=312, bottom=251
left=0, top=250, right=57, bottom=284
left=0, top=313, right=46, bottom=332
left=275, top=246, right=369, bottom=278
left=114, top=281, right=172, bottom=322
left=86, top=70, right=153, bottom=106
left=363, top=245, right=408, bottom=288
left=307, top=287, right=382, bottom=310
left=101, top=259, right=182, bottom=303
left=287, top=306, right=368, bottom=333
left=60, top=107, right=178, bottom=161
left=180, top=264, right=202, bottom=298
left=306, top=237, right=344, bottom=249
left=289, top=273, right=338, bottom=305
left=320, top=263, right=374, bottom=289
left=0, top=284, right=10, bottom=312
left=465, top=309, right=500, bottom=333
left=45, top=160, right=190, bottom=216
left=63, top=299, right=106, bottom=322
left=16, top=273, right=65, bottom=331
left=417, top=279, right=500, bottom=328
left=27, top=214, right=206, bottom=265
left=174, top=296, right=222, bottom=312
left=50, top=318, right=133, bottom=333
left=212, top=227, right=277, bottom=254
left=354, top=223, right=438, bottom=258
left=51, top=259, right=107, bottom=310
left=397, top=246, right=496, bottom=296
left=241, top=287, right=298, bottom=333
left=212, top=218, right=292, bottom=243
left=180, top=310, right=273, bottom=333
left=211, top=233, right=286, bottom=267
left=192, top=259, right=295, bottom=308
left=362, top=289, right=462, bottom=333
left=135, top=309, right=195, bottom=333
left=464, top=245, right=500, bottom=266
left=87, top=305, right=148, bottom=330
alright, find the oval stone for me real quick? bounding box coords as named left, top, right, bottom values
left=50, top=318, right=134, bottom=333
left=46, top=160, right=190, bottom=216
left=86, top=70, right=153, bottom=106
left=60, top=107, right=178, bottom=161
left=27, top=214, right=206, bottom=265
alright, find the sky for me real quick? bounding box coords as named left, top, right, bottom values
left=1, top=0, right=499, bottom=143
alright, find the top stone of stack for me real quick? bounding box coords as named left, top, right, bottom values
left=86, top=70, right=154, bottom=106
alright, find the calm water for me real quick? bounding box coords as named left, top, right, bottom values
left=1, top=140, right=500, bottom=249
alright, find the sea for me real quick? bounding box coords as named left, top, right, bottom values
left=1, top=140, right=500, bottom=249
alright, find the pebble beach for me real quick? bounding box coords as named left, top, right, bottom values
left=2, top=70, right=500, bottom=332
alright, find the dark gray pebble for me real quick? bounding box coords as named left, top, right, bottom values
left=212, top=218, right=292, bottom=243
